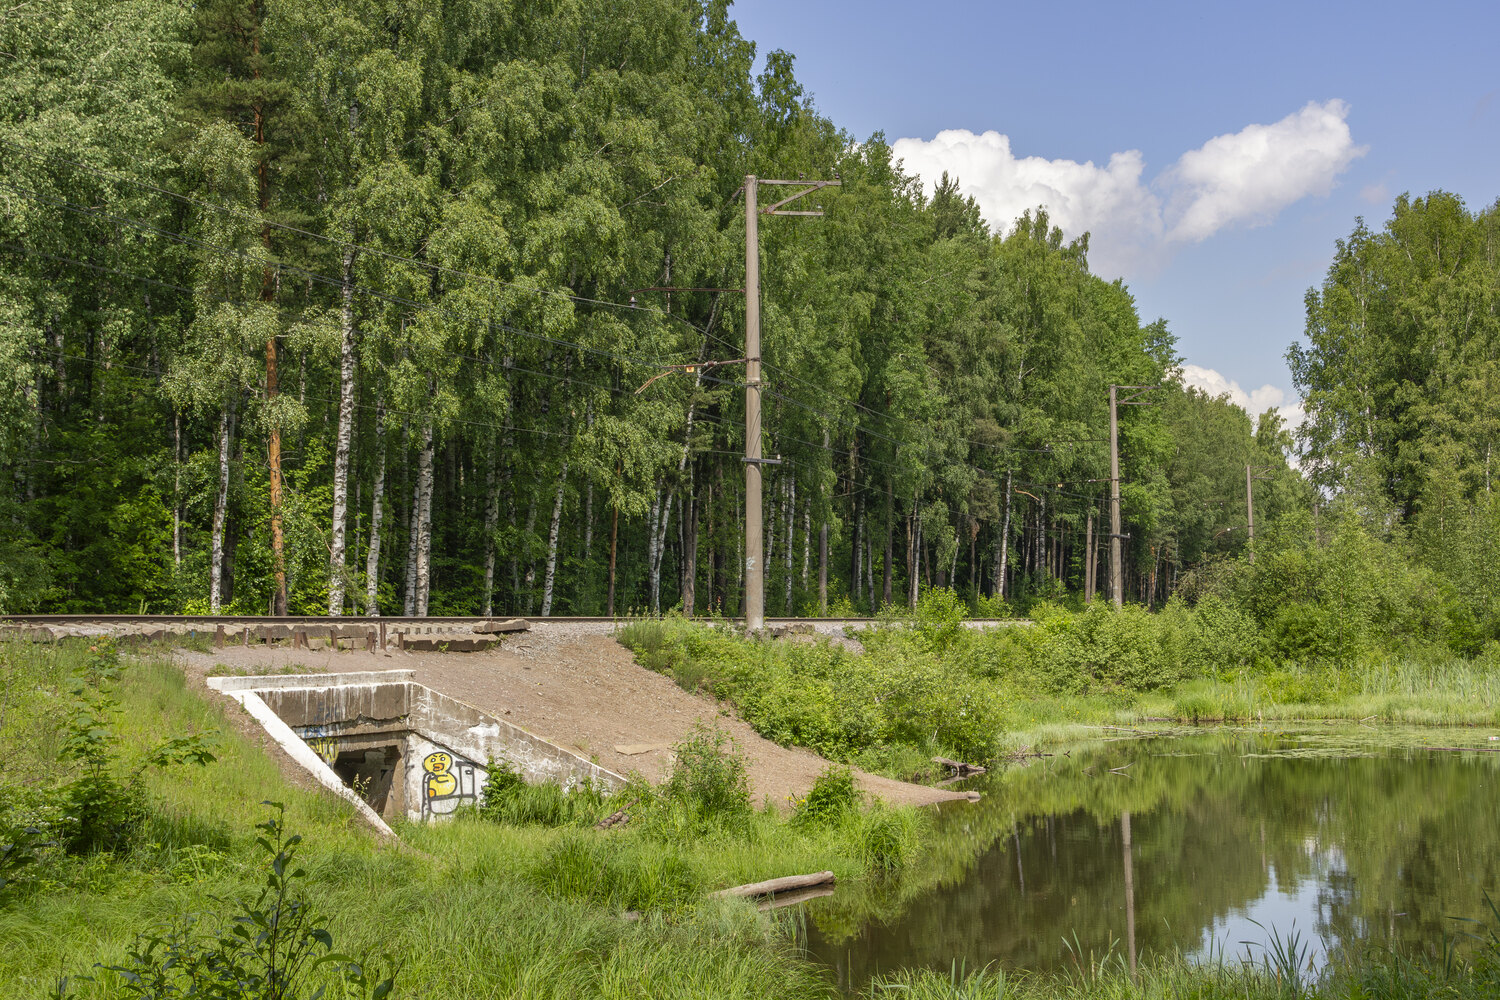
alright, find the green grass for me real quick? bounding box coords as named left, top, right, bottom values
left=8, top=632, right=1500, bottom=999
left=0, top=640, right=931, bottom=999
left=618, top=616, right=1500, bottom=770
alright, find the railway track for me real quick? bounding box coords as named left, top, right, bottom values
left=0, top=614, right=917, bottom=627
left=0, top=615, right=1022, bottom=652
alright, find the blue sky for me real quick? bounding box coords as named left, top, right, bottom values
left=731, top=0, right=1499, bottom=421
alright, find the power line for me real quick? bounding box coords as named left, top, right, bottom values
left=9, top=186, right=696, bottom=374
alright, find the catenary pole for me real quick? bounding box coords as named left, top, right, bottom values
left=741, top=175, right=840, bottom=632
left=744, top=175, right=763, bottom=630
left=1109, top=385, right=1122, bottom=608
left=1246, top=463, right=1255, bottom=565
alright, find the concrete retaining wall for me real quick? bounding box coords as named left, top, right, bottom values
left=208, top=670, right=625, bottom=830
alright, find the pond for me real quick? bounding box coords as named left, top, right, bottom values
left=801, top=727, right=1500, bottom=990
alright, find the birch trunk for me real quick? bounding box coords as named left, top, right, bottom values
left=948, top=525, right=959, bottom=588
left=583, top=481, right=594, bottom=562
left=365, top=397, right=386, bottom=616
left=403, top=469, right=419, bottom=617
left=481, top=429, right=499, bottom=616
left=995, top=469, right=1013, bottom=599
left=209, top=401, right=232, bottom=612
left=800, top=504, right=811, bottom=586
left=327, top=246, right=358, bottom=616
left=1084, top=511, right=1095, bottom=602
left=909, top=506, right=922, bottom=607
left=540, top=462, right=568, bottom=615
left=648, top=486, right=674, bottom=614
left=682, top=491, right=698, bottom=616
left=414, top=419, right=434, bottom=616
left=521, top=490, right=538, bottom=615
left=817, top=518, right=828, bottom=614
left=607, top=496, right=619, bottom=616
left=784, top=476, right=795, bottom=613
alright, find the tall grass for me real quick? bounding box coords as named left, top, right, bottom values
left=0, top=641, right=937, bottom=999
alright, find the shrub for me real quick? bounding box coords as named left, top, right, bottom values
left=792, top=765, right=859, bottom=828
left=665, top=725, right=752, bottom=831
left=56, top=683, right=216, bottom=855
left=915, top=587, right=967, bottom=652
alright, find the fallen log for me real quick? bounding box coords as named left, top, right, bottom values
left=713, top=871, right=835, bottom=899
left=932, top=756, right=987, bottom=776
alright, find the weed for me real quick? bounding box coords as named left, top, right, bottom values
left=793, top=765, right=859, bottom=828
left=59, top=803, right=394, bottom=1000
left=664, top=724, right=752, bottom=831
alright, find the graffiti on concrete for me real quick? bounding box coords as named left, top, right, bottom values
left=297, top=710, right=341, bottom=765
left=421, top=750, right=478, bottom=818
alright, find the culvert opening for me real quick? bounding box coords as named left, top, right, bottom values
left=330, top=745, right=402, bottom=815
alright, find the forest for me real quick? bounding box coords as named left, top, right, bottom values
left=2, top=0, right=1497, bottom=647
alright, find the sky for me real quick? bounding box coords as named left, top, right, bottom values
left=730, top=0, right=1500, bottom=425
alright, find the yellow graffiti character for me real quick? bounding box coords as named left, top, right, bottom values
left=423, top=751, right=458, bottom=798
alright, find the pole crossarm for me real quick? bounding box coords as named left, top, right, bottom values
left=1116, top=385, right=1159, bottom=405
left=761, top=179, right=841, bottom=216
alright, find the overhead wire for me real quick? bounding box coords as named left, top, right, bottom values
left=7, top=172, right=1144, bottom=530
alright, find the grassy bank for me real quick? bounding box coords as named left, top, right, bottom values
left=872, top=931, right=1500, bottom=1000
left=7, top=635, right=1499, bottom=998
left=619, top=602, right=1500, bottom=777
left=0, top=640, right=924, bottom=999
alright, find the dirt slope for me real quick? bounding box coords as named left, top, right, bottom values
left=177, top=625, right=968, bottom=809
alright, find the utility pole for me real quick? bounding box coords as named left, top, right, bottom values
left=1109, top=386, right=1120, bottom=608
left=743, top=174, right=840, bottom=632
left=1108, top=385, right=1157, bottom=607
left=1245, top=464, right=1274, bottom=565
left=1246, top=464, right=1254, bottom=565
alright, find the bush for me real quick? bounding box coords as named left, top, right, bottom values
left=664, top=725, right=752, bottom=831
left=915, top=588, right=967, bottom=652
left=792, top=765, right=859, bottom=828
left=55, top=673, right=216, bottom=855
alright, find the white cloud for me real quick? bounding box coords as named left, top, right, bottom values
left=891, top=100, right=1365, bottom=277
left=1177, top=364, right=1303, bottom=432
left=1162, top=100, right=1367, bottom=243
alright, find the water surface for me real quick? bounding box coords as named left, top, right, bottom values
left=803, top=728, right=1500, bottom=989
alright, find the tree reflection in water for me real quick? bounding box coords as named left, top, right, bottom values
left=802, top=730, right=1500, bottom=990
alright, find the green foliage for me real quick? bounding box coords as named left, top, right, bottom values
left=915, top=588, right=967, bottom=652
left=850, top=806, right=921, bottom=873
left=526, top=829, right=702, bottom=914
left=664, top=724, right=752, bottom=832
left=475, top=759, right=612, bottom=828
left=0, top=825, right=50, bottom=895
left=620, top=618, right=1004, bottom=765
left=64, top=803, right=394, bottom=1000
left=792, top=765, right=859, bottom=829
